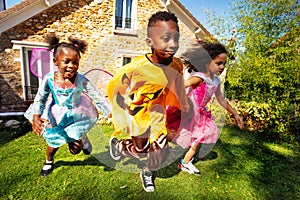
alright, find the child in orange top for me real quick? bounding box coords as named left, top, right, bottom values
left=107, top=11, right=189, bottom=192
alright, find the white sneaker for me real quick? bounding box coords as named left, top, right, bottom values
left=178, top=158, right=200, bottom=175
left=82, top=135, right=92, bottom=155
left=109, top=137, right=121, bottom=161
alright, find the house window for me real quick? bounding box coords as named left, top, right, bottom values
left=24, top=48, right=54, bottom=102
left=12, top=41, right=54, bottom=103
left=23, top=48, right=39, bottom=102
left=115, top=0, right=136, bottom=30
left=116, top=50, right=145, bottom=68
left=122, top=56, right=132, bottom=65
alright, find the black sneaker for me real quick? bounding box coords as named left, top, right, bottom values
left=109, top=137, right=121, bottom=161
left=140, top=170, right=155, bottom=192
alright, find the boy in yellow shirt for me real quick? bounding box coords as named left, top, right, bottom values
left=107, top=11, right=189, bottom=192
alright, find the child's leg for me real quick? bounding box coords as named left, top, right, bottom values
left=114, top=134, right=168, bottom=167
left=146, top=134, right=169, bottom=171
left=117, top=134, right=149, bottom=159
left=46, top=146, right=59, bottom=161
left=183, top=143, right=200, bottom=163
left=82, top=135, right=92, bottom=155
left=141, top=134, right=169, bottom=193
left=179, top=143, right=201, bottom=175
left=110, top=133, right=151, bottom=161
left=68, top=139, right=83, bottom=155
left=41, top=146, right=59, bottom=176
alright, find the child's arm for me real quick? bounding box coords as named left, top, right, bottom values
left=31, top=76, right=51, bottom=135
left=32, top=114, right=49, bottom=135
left=215, top=87, right=244, bottom=129
left=184, top=76, right=203, bottom=87
left=84, top=78, right=112, bottom=117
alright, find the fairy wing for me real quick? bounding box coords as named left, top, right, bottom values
left=30, top=47, right=113, bottom=96
left=83, top=68, right=114, bottom=98
left=30, top=48, right=56, bottom=78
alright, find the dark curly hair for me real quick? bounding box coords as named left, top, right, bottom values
left=182, top=41, right=228, bottom=73
left=147, top=11, right=179, bottom=37
left=45, top=35, right=88, bottom=59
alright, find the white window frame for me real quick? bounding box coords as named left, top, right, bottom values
left=115, top=50, right=145, bottom=68
left=114, top=0, right=137, bottom=35
left=12, top=40, right=54, bottom=103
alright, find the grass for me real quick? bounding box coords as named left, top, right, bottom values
left=0, top=120, right=299, bottom=200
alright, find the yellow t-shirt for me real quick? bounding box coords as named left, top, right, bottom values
left=106, top=54, right=189, bottom=142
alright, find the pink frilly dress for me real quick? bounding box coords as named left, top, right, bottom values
left=166, top=72, right=220, bottom=149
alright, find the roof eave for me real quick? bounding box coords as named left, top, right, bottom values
left=0, top=0, right=62, bottom=34
left=162, top=0, right=212, bottom=39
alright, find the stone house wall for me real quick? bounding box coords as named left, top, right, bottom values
left=0, top=0, right=196, bottom=113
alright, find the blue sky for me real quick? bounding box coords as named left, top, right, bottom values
left=5, top=0, right=22, bottom=8
left=5, top=0, right=229, bottom=32
left=179, top=0, right=230, bottom=30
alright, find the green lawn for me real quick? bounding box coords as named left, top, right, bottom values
left=0, top=123, right=299, bottom=200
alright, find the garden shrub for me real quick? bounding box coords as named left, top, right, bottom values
left=226, top=100, right=300, bottom=142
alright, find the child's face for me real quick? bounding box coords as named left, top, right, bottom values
left=54, top=47, right=80, bottom=80
left=207, top=53, right=228, bottom=76
left=147, top=20, right=179, bottom=65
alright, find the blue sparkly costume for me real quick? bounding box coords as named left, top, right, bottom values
left=25, top=72, right=111, bottom=148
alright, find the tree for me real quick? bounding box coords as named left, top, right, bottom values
left=205, top=0, right=300, bottom=141
left=227, top=0, right=299, bottom=103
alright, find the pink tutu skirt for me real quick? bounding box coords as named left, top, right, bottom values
left=189, top=108, right=219, bottom=147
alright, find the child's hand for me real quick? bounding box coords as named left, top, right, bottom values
left=181, top=99, right=194, bottom=118
left=234, top=115, right=244, bottom=130
left=102, top=113, right=112, bottom=124
left=32, top=114, right=49, bottom=135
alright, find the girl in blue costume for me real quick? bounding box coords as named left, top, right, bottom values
left=25, top=35, right=111, bottom=176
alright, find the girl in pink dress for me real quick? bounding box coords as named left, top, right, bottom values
left=176, top=42, right=244, bottom=175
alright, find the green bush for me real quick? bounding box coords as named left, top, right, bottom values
left=226, top=100, right=300, bottom=142
left=205, top=0, right=300, bottom=143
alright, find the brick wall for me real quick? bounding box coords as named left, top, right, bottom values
left=0, top=0, right=195, bottom=112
